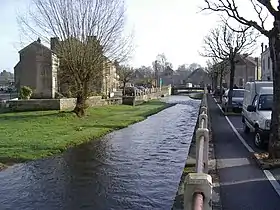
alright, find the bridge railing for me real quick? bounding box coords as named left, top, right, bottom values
left=184, top=87, right=212, bottom=210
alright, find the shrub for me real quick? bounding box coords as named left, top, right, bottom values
left=19, top=86, right=32, bottom=99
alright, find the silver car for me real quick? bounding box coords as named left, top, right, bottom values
left=222, top=89, right=245, bottom=111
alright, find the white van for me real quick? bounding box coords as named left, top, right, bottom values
left=242, top=81, right=273, bottom=148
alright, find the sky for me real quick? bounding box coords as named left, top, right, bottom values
left=0, top=0, right=274, bottom=72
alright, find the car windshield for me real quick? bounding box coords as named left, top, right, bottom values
left=232, top=90, right=244, bottom=97
left=258, top=94, right=273, bottom=111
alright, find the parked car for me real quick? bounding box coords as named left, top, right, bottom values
left=221, top=89, right=245, bottom=112
left=242, top=81, right=273, bottom=148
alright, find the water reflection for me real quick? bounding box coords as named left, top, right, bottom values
left=0, top=96, right=200, bottom=210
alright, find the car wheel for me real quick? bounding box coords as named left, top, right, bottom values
left=243, top=122, right=250, bottom=134
left=254, top=129, right=264, bottom=148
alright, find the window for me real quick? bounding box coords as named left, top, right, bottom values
left=258, top=94, right=273, bottom=111
left=263, top=59, right=266, bottom=71
left=268, top=57, right=270, bottom=69
left=232, top=89, right=245, bottom=97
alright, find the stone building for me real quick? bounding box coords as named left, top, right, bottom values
left=14, top=38, right=58, bottom=98
left=261, top=44, right=272, bottom=81
left=223, top=54, right=260, bottom=88
left=102, top=59, right=119, bottom=95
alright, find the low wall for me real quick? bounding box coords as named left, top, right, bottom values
left=122, top=87, right=171, bottom=106
left=4, top=86, right=171, bottom=111
left=6, top=96, right=122, bottom=112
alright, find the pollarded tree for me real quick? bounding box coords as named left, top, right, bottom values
left=18, top=0, right=133, bottom=117
left=202, top=0, right=280, bottom=158
left=201, top=22, right=258, bottom=110
left=206, top=58, right=229, bottom=102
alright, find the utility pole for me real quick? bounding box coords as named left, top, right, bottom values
left=154, top=60, right=158, bottom=88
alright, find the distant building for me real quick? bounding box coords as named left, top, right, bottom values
left=14, top=38, right=58, bottom=98
left=0, top=70, right=14, bottom=86
left=187, top=68, right=211, bottom=87
left=261, top=44, right=272, bottom=81
left=223, top=54, right=260, bottom=88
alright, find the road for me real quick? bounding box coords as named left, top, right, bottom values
left=209, top=95, right=280, bottom=210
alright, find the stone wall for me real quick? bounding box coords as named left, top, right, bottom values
left=8, top=99, right=61, bottom=111
left=5, top=86, right=171, bottom=111
left=122, top=86, right=171, bottom=106
left=6, top=96, right=122, bottom=112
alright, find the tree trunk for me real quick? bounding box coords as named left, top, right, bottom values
left=122, top=82, right=126, bottom=95
left=219, top=72, right=223, bottom=103
left=73, top=94, right=87, bottom=117
left=227, top=59, right=235, bottom=111
left=268, top=30, right=280, bottom=158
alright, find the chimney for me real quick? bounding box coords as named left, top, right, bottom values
left=37, top=37, right=41, bottom=43
left=261, top=43, right=264, bottom=53
left=265, top=45, right=268, bottom=50
left=50, top=37, right=59, bottom=51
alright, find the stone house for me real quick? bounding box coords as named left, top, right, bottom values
left=186, top=68, right=211, bottom=87
left=261, top=44, right=272, bottom=81
left=102, top=59, right=119, bottom=95
left=14, top=38, right=58, bottom=98
left=223, top=54, right=259, bottom=88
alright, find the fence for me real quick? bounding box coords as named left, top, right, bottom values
left=184, top=87, right=212, bottom=210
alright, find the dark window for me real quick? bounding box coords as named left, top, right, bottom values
left=268, top=57, right=270, bottom=69
left=258, top=94, right=273, bottom=111
left=232, top=89, right=245, bottom=97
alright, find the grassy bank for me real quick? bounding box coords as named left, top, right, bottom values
left=0, top=100, right=171, bottom=164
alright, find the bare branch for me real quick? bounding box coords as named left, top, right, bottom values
left=17, top=0, right=134, bottom=116
left=202, top=0, right=270, bottom=36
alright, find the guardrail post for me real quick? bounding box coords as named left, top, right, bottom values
left=184, top=173, right=212, bottom=210
left=199, top=113, right=208, bottom=128
left=196, top=128, right=209, bottom=173
left=203, top=129, right=209, bottom=173
left=200, top=106, right=207, bottom=114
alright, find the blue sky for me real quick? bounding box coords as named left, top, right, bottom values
left=0, top=0, right=271, bottom=72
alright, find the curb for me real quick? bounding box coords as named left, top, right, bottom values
left=251, top=152, right=280, bottom=170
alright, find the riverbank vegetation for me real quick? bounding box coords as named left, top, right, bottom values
left=0, top=101, right=170, bottom=165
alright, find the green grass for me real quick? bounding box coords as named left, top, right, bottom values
left=0, top=100, right=171, bottom=164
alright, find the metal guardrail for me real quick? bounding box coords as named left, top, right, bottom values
left=184, top=87, right=212, bottom=210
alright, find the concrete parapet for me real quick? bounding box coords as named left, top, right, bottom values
left=184, top=173, right=212, bottom=210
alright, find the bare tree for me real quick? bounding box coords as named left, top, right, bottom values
left=116, top=65, right=134, bottom=95
left=207, top=58, right=229, bottom=102
left=201, top=22, right=258, bottom=110
left=18, top=0, right=133, bottom=117
left=202, top=0, right=280, bottom=158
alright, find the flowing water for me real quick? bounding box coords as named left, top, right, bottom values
left=0, top=96, right=200, bottom=210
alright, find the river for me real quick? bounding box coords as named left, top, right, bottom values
left=0, top=96, right=200, bottom=210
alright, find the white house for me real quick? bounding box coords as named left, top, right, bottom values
left=261, top=45, right=273, bottom=81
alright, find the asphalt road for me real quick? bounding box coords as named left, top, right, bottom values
left=209, top=96, right=280, bottom=210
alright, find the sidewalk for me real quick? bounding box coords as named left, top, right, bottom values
left=208, top=95, right=280, bottom=210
